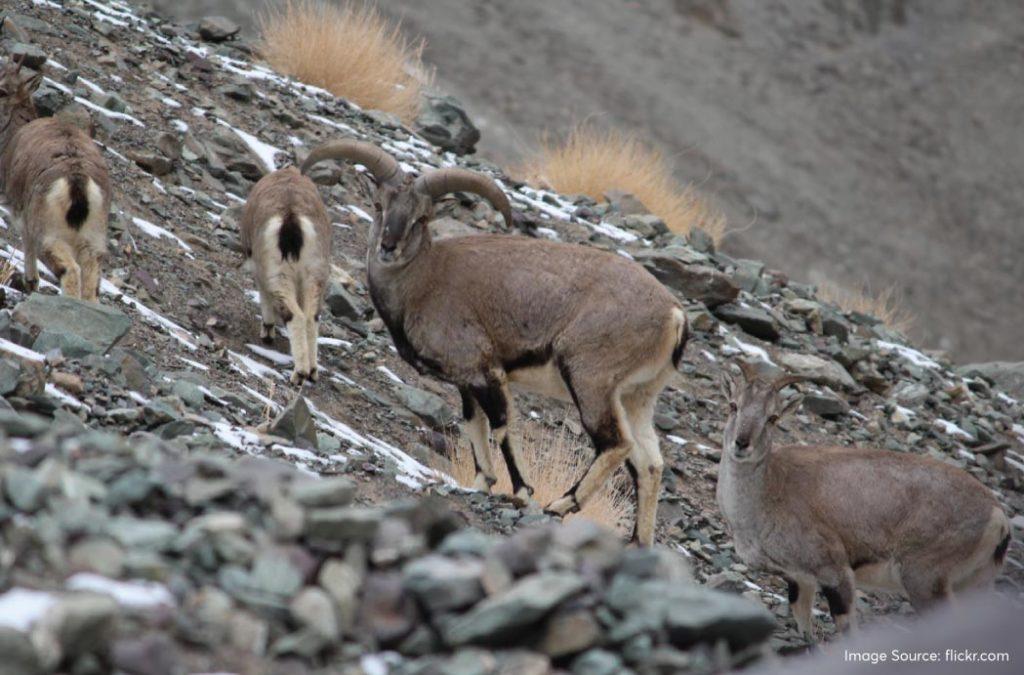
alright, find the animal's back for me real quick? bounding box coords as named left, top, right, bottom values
left=240, top=167, right=330, bottom=265
left=768, top=445, right=1001, bottom=564
left=1, top=118, right=109, bottom=217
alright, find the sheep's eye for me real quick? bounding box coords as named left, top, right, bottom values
left=768, top=414, right=779, bottom=424
left=373, top=202, right=382, bottom=212
left=728, top=402, right=738, bottom=413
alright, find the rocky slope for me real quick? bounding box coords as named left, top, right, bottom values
left=0, top=1, right=1021, bottom=673
left=150, top=0, right=1024, bottom=364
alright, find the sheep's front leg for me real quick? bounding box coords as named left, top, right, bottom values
left=302, top=280, right=324, bottom=383
left=459, top=388, right=498, bottom=492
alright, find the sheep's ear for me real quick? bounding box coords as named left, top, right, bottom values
left=22, top=70, right=42, bottom=95
left=719, top=372, right=736, bottom=400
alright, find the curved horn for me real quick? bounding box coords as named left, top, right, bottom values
left=413, top=168, right=513, bottom=227
left=300, top=139, right=403, bottom=185
left=772, top=373, right=805, bottom=392
left=737, top=359, right=761, bottom=383
left=1, top=17, right=30, bottom=44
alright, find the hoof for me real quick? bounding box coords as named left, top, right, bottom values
left=307, top=368, right=319, bottom=383
left=545, top=495, right=578, bottom=517
left=471, top=473, right=496, bottom=493
left=289, top=370, right=308, bottom=385
left=260, top=324, right=275, bottom=344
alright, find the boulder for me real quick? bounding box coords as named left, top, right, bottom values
left=957, top=361, right=1024, bottom=400
left=14, top=295, right=130, bottom=355
left=415, top=93, right=480, bottom=155
left=197, top=16, right=240, bottom=42
left=712, top=303, right=780, bottom=341
left=270, top=396, right=318, bottom=450
left=775, top=352, right=858, bottom=392
left=633, top=251, right=739, bottom=308
left=392, top=382, right=453, bottom=428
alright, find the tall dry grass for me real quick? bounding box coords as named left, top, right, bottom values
left=259, top=0, right=426, bottom=122
left=520, top=125, right=726, bottom=241
left=815, top=279, right=914, bottom=335
left=435, top=419, right=634, bottom=535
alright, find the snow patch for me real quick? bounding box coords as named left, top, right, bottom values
left=216, top=120, right=282, bottom=173
left=132, top=217, right=194, bottom=254
left=0, top=588, right=57, bottom=631
left=66, top=573, right=175, bottom=609
left=876, top=340, right=940, bottom=369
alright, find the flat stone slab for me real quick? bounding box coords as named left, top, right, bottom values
left=14, top=294, right=130, bottom=355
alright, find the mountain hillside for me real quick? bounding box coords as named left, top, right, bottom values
left=153, top=0, right=1024, bottom=363
left=0, top=1, right=1021, bottom=673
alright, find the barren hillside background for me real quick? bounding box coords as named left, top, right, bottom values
left=151, top=0, right=1024, bottom=362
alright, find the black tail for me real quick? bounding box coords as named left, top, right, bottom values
left=66, top=175, right=89, bottom=229
left=278, top=212, right=303, bottom=261
left=672, top=312, right=688, bottom=369
left=994, top=533, right=1010, bottom=564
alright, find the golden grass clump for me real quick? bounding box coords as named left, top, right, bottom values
left=520, top=125, right=725, bottom=241
left=435, top=419, right=634, bottom=535
left=815, top=279, right=914, bottom=335
left=259, top=0, right=426, bottom=122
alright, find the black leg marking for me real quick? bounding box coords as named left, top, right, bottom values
left=785, top=578, right=799, bottom=604
left=821, top=585, right=849, bottom=619
left=459, top=388, right=475, bottom=422
left=500, top=436, right=532, bottom=496
left=995, top=533, right=1010, bottom=564
left=625, top=460, right=640, bottom=542
left=470, top=381, right=508, bottom=430
left=261, top=324, right=275, bottom=345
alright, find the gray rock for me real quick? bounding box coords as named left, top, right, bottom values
left=443, top=571, right=586, bottom=646
left=325, top=282, right=369, bottom=320
left=6, top=42, right=46, bottom=69
left=539, top=608, right=602, bottom=658
left=198, top=16, right=240, bottom=42
left=712, top=303, right=780, bottom=341
left=15, top=295, right=130, bottom=355
left=415, top=93, right=480, bottom=155
left=305, top=506, right=383, bottom=543
left=957, top=361, right=1024, bottom=400
left=800, top=391, right=849, bottom=418
left=104, top=516, right=179, bottom=550
left=270, top=396, right=318, bottom=450
left=0, top=627, right=41, bottom=675
left=4, top=466, right=46, bottom=512
left=290, top=477, right=356, bottom=508
left=663, top=585, right=775, bottom=650
left=688, top=227, right=715, bottom=254
left=392, top=382, right=453, bottom=428
left=0, top=409, right=50, bottom=437
left=318, top=559, right=361, bottom=630
left=0, top=358, right=21, bottom=396
left=290, top=587, right=339, bottom=640
left=633, top=252, right=739, bottom=308
left=572, top=649, right=627, bottom=675
left=775, top=352, right=858, bottom=392
left=403, top=554, right=485, bottom=615
left=33, top=328, right=99, bottom=358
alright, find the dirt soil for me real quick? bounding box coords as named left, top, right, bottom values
left=154, top=0, right=1024, bottom=363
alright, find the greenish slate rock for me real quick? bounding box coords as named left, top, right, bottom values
left=290, top=477, right=356, bottom=508
left=442, top=571, right=586, bottom=646
left=572, top=649, right=628, bottom=675
left=0, top=409, right=50, bottom=437
left=104, top=516, right=179, bottom=550
left=712, top=303, right=780, bottom=341
left=775, top=351, right=858, bottom=391
left=33, top=328, right=99, bottom=357
left=414, top=93, right=480, bottom=155
left=403, top=554, right=484, bottom=615
left=14, top=294, right=131, bottom=355
left=171, top=380, right=206, bottom=408
left=663, top=585, right=775, bottom=650
left=634, top=252, right=738, bottom=308
left=325, top=282, right=369, bottom=320
left=391, top=383, right=453, bottom=428
left=305, top=506, right=383, bottom=544
left=437, top=529, right=497, bottom=557
left=289, top=587, right=339, bottom=640
left=957, top=361, right=1024, bottom=400
left=3, top=466, right=45, bottom=512
left=0, top=626, right=42, bottom=675
left=248, top=548, right=306, bottom=598
left=0, top=358, right=21, bottom=395
left=801, top=392, right=850, bottom=418
left=271, top=396, right=318, bottom=450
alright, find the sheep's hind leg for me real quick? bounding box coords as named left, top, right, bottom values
left=459, top=388, right=498, bottom=492
left=42, top=240, right=81, bottom=299
left=259, top=288, right=279, bottom=344
left=474, top=377, right=534, bottom=501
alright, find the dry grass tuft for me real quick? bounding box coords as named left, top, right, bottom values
left=519, top=125, right=725, bottom=241
left=434, top=419, right=634, bottom=535
left=815, top=279, right=914, bottom=335
left=259, top=0, right=426, bottom=123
